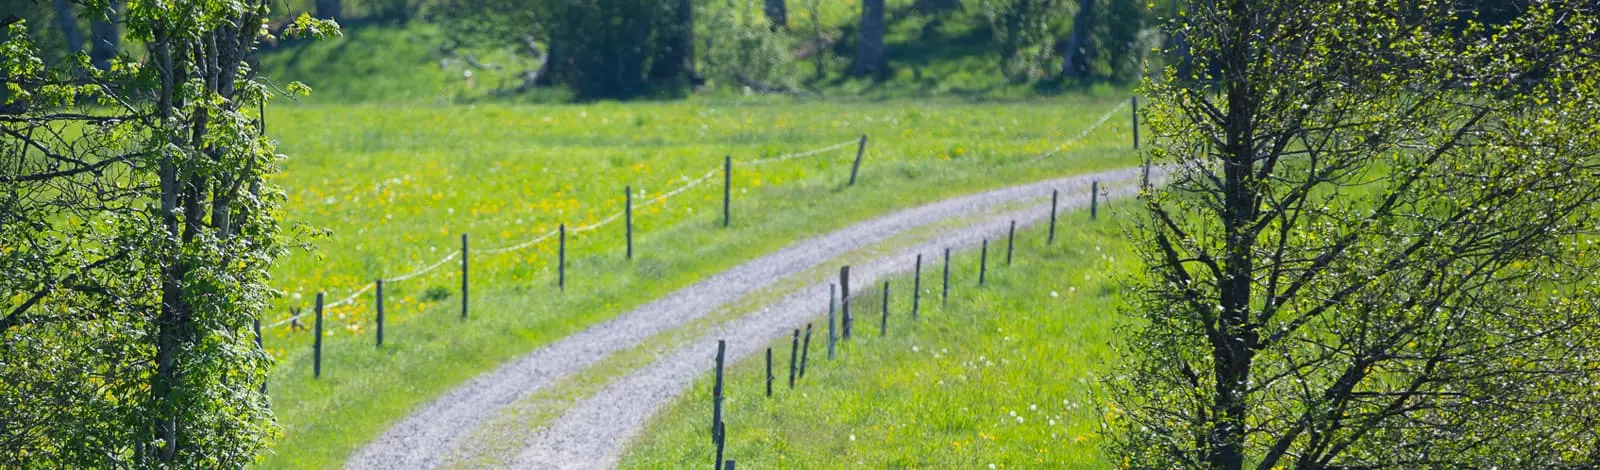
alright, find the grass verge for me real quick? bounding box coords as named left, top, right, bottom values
left=619, top=203, right=1138, bottom=468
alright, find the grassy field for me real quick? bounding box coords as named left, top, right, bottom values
left=256, top=97, right=1139, bottom=468
left=618, top=203, right=1138, bottom=468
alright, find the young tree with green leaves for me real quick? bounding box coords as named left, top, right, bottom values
left=1114, top=0, right=1600, bottom=468
left=1, top=2, right=335, bottom=466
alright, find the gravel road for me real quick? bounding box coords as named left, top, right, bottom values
left=347, top=167, right=1151, bottom=470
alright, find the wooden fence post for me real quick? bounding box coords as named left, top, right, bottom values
left=559, top=223, right=566, bottom=291
left=1132, top=96, right=1140, bottom=150
left=765, top=347, right=773, bottom=398
left=979, top=239, right=989, bottom=286
left=313, top=292, right=324, bottom=378
left=942, top=248, right=951, bottom=306
left=461, top=233, right=468, bottom=320
left=723, top=155, right=733, bottom=228
left=375, top=279, right=384, bottom=347
left=840, top=266, right=852, bottom=340
left=1006, top=220, right=1016, bottom=266
left=788, top=329, right=799, bottom=389
left=1049, top=189, right=1059, bottom=244
left=712, top=340, right=725, bottom=443
left=880, top=281, right=889, bottom=337
left=1091, top=181, right=1099, bottom=220
left=625, top=185, right=633, bottom=260
left=828, top=284, right=837, bottom=360
left=911, top=254, right=922, bottom=320
left=799, top=323, right=812, bottom=378
left=849, top=134, right=868, bottom=185
left=714, top=421, right=726, bottom=470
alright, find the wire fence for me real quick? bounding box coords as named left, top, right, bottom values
left=267, top=139, right=859, bottom=328
left=264, top=100, right=1133, bottom=330
left=1024, top=101, right=1129, bottom=166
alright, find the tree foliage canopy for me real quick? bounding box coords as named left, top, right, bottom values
left=1113, top=1, right=1600, bottom=468
left=2, top=2, right=334, bottom=466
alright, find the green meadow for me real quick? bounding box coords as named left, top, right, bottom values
left=256, top=98, right=1140, bottom=468
left=620, top=204, right=1136, bottom=468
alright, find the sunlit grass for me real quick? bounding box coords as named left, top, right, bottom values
left=255, top=97, right=1138, bottom=468
left=619, top=204, right=1137, bottom=468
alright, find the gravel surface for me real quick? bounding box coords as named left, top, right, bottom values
left=346, top=167, right=1150, bottom=470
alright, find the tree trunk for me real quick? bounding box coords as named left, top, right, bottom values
left=649, top=0, right=695, bottom=85
left=1206, top=4, right=1261, bottom=466
left=810, top=0, right=825, bottom=80
left=89, top=1, right=119, bottom=71
left=849, top=0, right=886, bottom=77
left=912, top=0, right=961, bottom=14
left=53, top=0, right=83, bottom=54
left=1, top=15, right=13, bottom=108
left=316, top=0, right=342, bottom=21
left=765, top=0, right=788, bottom=31
left=1060, top=0, right=1092, bottom=79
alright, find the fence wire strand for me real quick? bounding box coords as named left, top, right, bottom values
left=265, top=138, right=856, bottom=330
left=1024, top=101, right=1128, bottom=165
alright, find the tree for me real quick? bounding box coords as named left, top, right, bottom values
left=436, top=0, right=695, bottom=99
left=1059, top=0, right=1091, bottom=78
left=317, top=0, right=342, bottom=21
left=1056, top=0, right=1144, bottom=82
left=1, top=3, right=336, bottom=466
left=1111, top=0, right=1600, bottom=468
left=764, top=0, right=787, bottom=31
left=87, top=1, right=118, bottom=70
left=650, top=0, right=696, bottom=86
left=913, top=0, right=962, bottom=14
left=849, top=0, right=886, bottom=77
left=983, top=0, right=1068, bottom=82
left=52, top=0, right=82, bottom=54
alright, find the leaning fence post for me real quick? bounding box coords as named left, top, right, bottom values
left=1091, top=181, right=1099, bottom=220
left=712, top=340, right=726, bottom=443
left=313, top=292, right=324, bottom=379
left=625, top=185, right=634, bottom=260
left=1006, top=220, right=1016, bottom=266
left=827, top=284, right=837, bottom=360
left=880, top=281, right=890, bottom=337
left=765, top=347, right=774, bottom=398
left=723, top=156, right=733, bottom=228
left=942, top=248, right=951, bottom=305
left=849, top=134, right=868, bottom=186
left=799, top=323, right=813, bottom=378
left=979, top=239, right=989, bottom=286
left=840, top=266, right=852, bottom=340
left=559, top=223, right=567, bottom=291
left=461, top=233, right=469, bottom=320
left=253, top=318, right=266, bottom=394
left=911, top=254, right=922, bottom=320
left=1049, top=189, right=1059, bottom=244
left=788, top=329, right=799, bottom=389
left=375, top=279, right=385, bottom=347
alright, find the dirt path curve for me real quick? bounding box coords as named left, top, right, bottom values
left=347, top=167, right=1149, bottom=470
